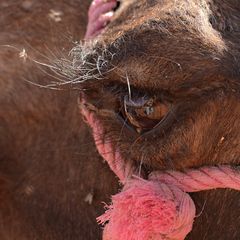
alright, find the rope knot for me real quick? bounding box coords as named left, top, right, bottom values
left=98, top=179, right=196, bottom=240
left=79, top=94, right=240, bottom=240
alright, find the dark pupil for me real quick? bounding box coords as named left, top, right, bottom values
left=125, top=105, right=160, bottom=129
left=123, top=95, right=165, bottom=132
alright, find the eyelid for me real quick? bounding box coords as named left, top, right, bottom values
left=123, top=95, right=149, bottom=107
left=141, top=104, right=176, bottom=137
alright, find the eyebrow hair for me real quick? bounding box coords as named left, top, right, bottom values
left=55, top=3, right=227, bottom=89
left=53, top=27, right=141, bottom=87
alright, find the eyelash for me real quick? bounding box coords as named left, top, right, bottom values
left=101, top=83, right=175, bottom=133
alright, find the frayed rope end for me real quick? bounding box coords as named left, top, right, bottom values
left=97, top=179, right=196, bottom=240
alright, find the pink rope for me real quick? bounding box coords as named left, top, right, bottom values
left=80, top=99, right=134, bottom=182
left=150, top=165, right=240, bottom=192
left=80, top=97, right=240, bottom=240
left=82, top=1, right=240, bottom=238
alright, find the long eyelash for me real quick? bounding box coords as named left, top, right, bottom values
left=138, top=154, right=146, bottom=177
left=117, top=117, right=129, bottom=142
left=107, top=83, right=172, bottom=107
left=126, top=72, right=132, bottom=101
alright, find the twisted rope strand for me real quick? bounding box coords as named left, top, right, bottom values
left=80, top=96, right=240, bottom=240
left=150, top=166, right=240, bottom=192
left=80, top=100, right=134, bottom=181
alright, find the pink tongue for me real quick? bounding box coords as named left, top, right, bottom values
left=85, top=0, right=117, bottom=40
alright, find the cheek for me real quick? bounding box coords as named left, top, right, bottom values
left=95, top=109, right=188, bottom=171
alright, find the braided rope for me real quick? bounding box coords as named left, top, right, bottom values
left=150, top=165, right=240, bottom=192
left=80, top=97, right=240, bottom=240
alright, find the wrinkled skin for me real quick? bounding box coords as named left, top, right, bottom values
left=0, top=0, right=240, bottom=240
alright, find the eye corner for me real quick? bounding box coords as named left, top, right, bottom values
left=119, top=93, right=170, bottom=134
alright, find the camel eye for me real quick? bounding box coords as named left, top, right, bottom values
left=121, top=95, right=169, bottom=133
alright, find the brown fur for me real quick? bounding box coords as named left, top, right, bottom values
left=0, top=1, right=119, bottom=239
left=1, top=0, right=240, bottom=239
